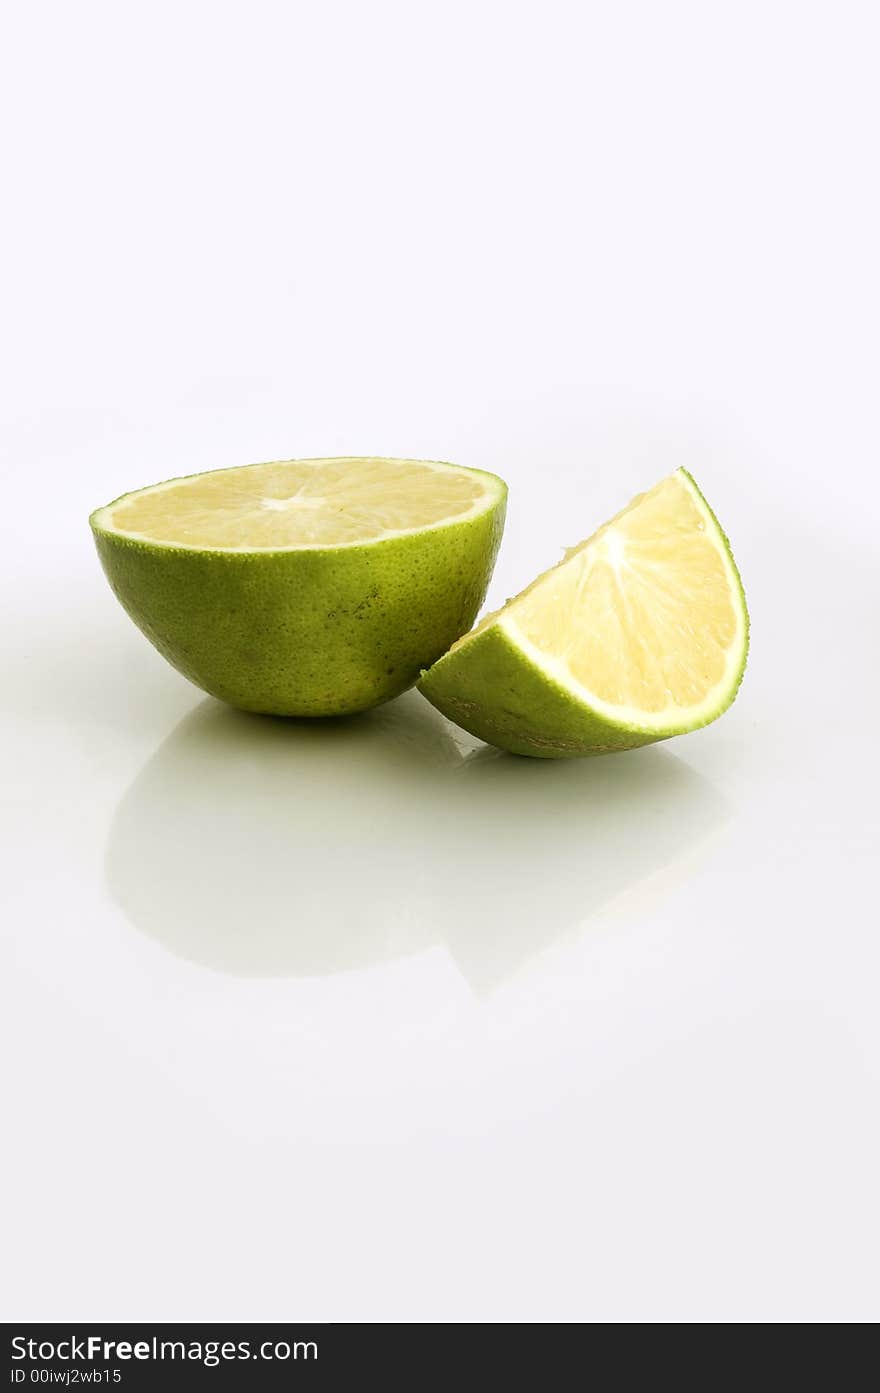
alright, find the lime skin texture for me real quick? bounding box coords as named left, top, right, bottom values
left=418, top=618, right=746, bottom=759
left=91, top=479, right=507, bottom=718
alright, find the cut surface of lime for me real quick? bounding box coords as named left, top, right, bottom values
left=93, top=456, right=495, bottom=550
left=418, top=469, right=748, bottom=757
left=91, top=457, right=506, bottom=716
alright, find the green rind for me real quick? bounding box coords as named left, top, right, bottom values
left=418, top=475, right=749, bottom=758
left=92, top=471, right=506, bottom=717
left=418, top=622, right=659, bottom=757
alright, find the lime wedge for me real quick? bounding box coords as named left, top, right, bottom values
left=418, top=469, right=748, bottom=756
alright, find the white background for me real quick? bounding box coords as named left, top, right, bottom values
left=2, top=1, right=878, bottom=1322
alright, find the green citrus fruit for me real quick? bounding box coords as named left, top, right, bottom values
left=418, top=469, right=748, bottom=757
left=91, top=456, right=506, bottom=716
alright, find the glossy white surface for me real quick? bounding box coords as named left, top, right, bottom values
left=2, top=1, right=879, bottom=1322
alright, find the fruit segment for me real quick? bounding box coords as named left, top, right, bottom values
left=419, top=470, right=748, bottom=757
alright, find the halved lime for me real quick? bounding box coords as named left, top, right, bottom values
left=418, top=469, right=748, bottom=757
left=91, top=457, right=506, bottom=715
